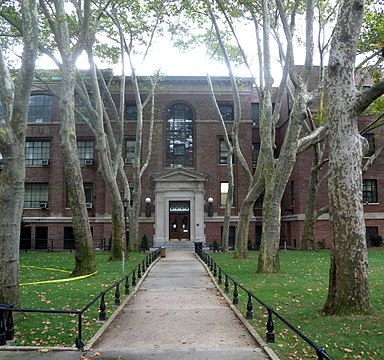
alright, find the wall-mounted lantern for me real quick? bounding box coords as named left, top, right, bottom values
left=208, top=197, right=214, bottom=217
left=145, top=197, right=152, bottom=218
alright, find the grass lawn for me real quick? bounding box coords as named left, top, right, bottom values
left=210, top=249, right=384, bottom=360
left=13, top=251, right=146, bottom=347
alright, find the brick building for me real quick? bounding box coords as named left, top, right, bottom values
left=3, top=75, right=382, bottom=251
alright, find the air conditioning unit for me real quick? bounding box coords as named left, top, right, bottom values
left=86, top=202, right=93, bottom=209
left=124, top=158, right=131, bottom=164
left=40, top=202, right=48, bottom=209
left=85, top=159, right=94, bottom=166
left=41, top=159, right=50, bottom=166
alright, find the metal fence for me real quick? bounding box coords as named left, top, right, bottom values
left=19, top=237, right=109, bottom=252
left=0, top=249, right=160, bottom=349
left=196, top=247, right=333, bottom=360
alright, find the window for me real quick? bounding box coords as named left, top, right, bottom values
left=126, top=104, right=137, bottom=120
left=84, top=182, right=93, bottom=204
left=251, top=103, right=259, bottom=127
left=220, top=140, right=232, bottom=164
left=28, top=94, right=53, bottom=123
left=166, top=103, right=194, bottom=168
left=290, top=181, right=295, bottom=206
left=74, top=94, right=89, bottom=121
left=218, top=103, right=234, bottom=121
left=220, top=182, right=229, bottom=206
left=254, top=192, right=264, bottom=209
left=25, top=140, right=51, bottom=165
left=363, top=133, right=375, bottom=157
left=363, top=179, right=378, bottom=203
left=125, top=139, right=135, bottom=164
left=66, top=182, right=93, bottom=207
left=252, top=143, right=260, bottom=168
left=366, top=226, right=378, bottom=240
left=64, top=227, right=75, bottom=250
left=77, top=140, right=94, bottom=165
left=24, top=183, right=49, bottom=208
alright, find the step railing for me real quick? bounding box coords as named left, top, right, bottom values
left=0, top=249, right=160, bottom=350
left=196, top=248, right=333, bottom=360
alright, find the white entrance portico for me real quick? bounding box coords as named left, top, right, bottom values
left=152, top=169, right=207, bottom=247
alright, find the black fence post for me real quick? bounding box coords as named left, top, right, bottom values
left=213, top=262, right=217, bottom=277
left=5, top=305, right=14, bottom=340
left=218, top=268, right=222, bottom=285
left=99, top=292, right=106, bottom=321
left=132, top=270, right=136, bottom=286
left=125, top=275, right=130, bottom=295
left=115, top=284, right=120, bottom=305
left=75, top=313, right=85, bottom=350
left=246, top=292, right=253, bottom=320
left=224, top=274, right=229, bottom=293
left=142, top=259, right=146, bottom=273
left=137, top=263, right=141, bottom=278
left=0, top=309, right=5, bottom=345
left=233, top=282, right=239, bottom=305
left=266, top=307, right=275, bottom=343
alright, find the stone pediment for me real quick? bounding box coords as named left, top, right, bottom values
left=152, top=168, right=207, bottom=183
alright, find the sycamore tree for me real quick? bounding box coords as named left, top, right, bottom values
left=204, top=0, right=329, bottom=271
left=38, top=0, right=96, bottom=274
left=0, top=0, right=38, bottom=305
left=322, top=0, right=384, bottom=315
left=73, top=0, right=166, bottom=255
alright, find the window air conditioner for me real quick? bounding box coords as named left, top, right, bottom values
left=124, top=158, right=131, bottom=164
left=85, top=159, right=94, bottom=166
left=86, top=202, right=93, bottom=209
left=40, top=202, right=48, bottom=209
left=41, top=159, right=50, bottom=166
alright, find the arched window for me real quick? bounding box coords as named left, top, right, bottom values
left=166, top=103, right=194, bottom=168
left=28, top=94, right=53, bottom=123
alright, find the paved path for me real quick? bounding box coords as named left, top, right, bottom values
left=89, top=251, right=272, bottom=359
left=0, top=251, right=276, bottom=360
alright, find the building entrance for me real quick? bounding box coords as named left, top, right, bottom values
left=152, top=168, right=207, bottom=247
left=169, top=201, right=190, bottom=241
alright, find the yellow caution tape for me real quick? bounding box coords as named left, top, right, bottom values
left=19, top=271, right=98, bottom=286
left=21, top=265, right=71, bottom=274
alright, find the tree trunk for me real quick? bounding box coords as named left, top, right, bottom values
left=322, top=0, right=371, bottom=315
left=222, top=153, right=234, bottom=252
left=128, top=174, right=142, bottom=251
left=0, top=0, right=38, bottom=305
left=257, top=189, right=281, bottom=272
left=301, top=146, right=322, bottom=250
left=0, top=149, right=26, bottom=306
left=59, top=68, right=96, bottom=275
left=54, top=0, right=96, bottom=276
left=235, top=179, right=263, bottom=259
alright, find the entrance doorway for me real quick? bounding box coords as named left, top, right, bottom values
left=169, top=201, right=190, bottom=241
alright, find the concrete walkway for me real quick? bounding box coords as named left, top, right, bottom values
left=0, top=251, right=277, bottom=360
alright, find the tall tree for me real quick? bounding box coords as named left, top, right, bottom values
left=75, top=1, right=163, bottom=254
left=0, top=0, right=38, bottom=305
left=323, top=0, right=384, bottom=315
left=38, top=0, right=96, bottom=275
